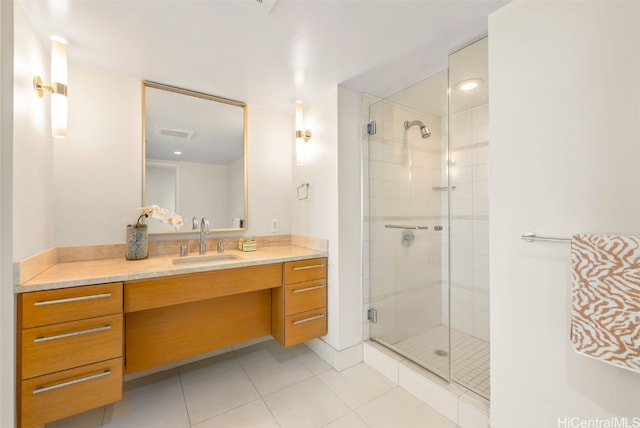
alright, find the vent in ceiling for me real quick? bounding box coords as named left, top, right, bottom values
left=155, top=127, right=194, bottom=139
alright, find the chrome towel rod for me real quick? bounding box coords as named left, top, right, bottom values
left=385, top=225, right=428, bottom=230
left=521, top=231, right=571, bottom=243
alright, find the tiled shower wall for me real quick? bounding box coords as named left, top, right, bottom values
left=363, top=98, right=489, bottom=345
left=445, top=103, right=489, bottom=342
left=363, top=97, right=446, bottom=344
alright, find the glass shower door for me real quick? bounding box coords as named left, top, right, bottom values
left=366, top=70, right=451, bottom=380
left=448, top=36, right=490, bottom=399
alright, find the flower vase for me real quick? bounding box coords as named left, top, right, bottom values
left=126, top=224, right=148, bottom=260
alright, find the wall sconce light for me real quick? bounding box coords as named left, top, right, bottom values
left=295, top=100, right=312, bottom=166
left=33, top=36, right=68, bottom=138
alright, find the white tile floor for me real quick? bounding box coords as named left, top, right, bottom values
left=394, top=326, right=490, bottom=398
left=45, top=340, right=457, bottom=428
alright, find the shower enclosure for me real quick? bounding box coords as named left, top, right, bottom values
left=364, top=37, right=489, bottom=399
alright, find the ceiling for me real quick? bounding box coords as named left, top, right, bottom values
left=18, top=0, right=507, bottom=112
left=384, top=36, right=488, bottom=117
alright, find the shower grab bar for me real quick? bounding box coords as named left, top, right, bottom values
left=521, top=231, right=571, bottom=243
left=385, top=224, right=428, bottom=230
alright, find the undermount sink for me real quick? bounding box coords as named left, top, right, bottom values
left=172, top=253, right=239, bottom=265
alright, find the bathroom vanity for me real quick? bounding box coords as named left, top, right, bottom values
left=15, top=247, right=327, bottom=428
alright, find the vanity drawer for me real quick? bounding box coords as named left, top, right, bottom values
left=20, top=283, right=123, bottom=328
left=284, top=279, right=326, bottom=316
left=20, top=357, right=122, bottom=428
left=283, top=307, right=327, bottom=347
left=284, top=258, right=327, bottom=284
left=21, top=314, right=123, bottom=380
left=125, top=263, right=282, bottom=312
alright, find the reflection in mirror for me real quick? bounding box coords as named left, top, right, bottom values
left=143, top=82, right=247, bottom=233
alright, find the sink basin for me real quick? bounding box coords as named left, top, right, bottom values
left=172, top=253, right=239, bottom=265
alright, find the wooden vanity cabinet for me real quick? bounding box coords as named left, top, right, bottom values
left=15, top=255, right=328, bottom=426
left=124, top=263, right=283, bottom=373
left=272, top=257, right=328, bottom=347
left=17, top=283, right=123, bottom=428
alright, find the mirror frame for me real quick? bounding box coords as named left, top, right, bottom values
left=142, top=81, right=248, bottom=234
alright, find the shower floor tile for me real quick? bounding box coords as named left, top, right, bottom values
left=394, top=326, right=490, bottom=398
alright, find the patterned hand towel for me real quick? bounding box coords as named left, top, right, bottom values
left=571, top=234, right=640, bottom=372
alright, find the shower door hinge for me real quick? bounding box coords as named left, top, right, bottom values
left=367, top=308, right=378, bottom=324
left=366, top=121, right=377, bottom=136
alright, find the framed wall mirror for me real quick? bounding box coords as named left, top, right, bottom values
left=143, top=81, right=248, bottom=233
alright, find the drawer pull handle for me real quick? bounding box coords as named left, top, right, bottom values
left=34, top=325, right=112, bottom=343
left=33, top=370, right=111, bottom=394
left=34, top=292, right=112, bottom=307
left=292, top=285, right=325, bottom=294
left=292, top=314, right=325, bottom=325
left=291, top=264, right=325, bottom=271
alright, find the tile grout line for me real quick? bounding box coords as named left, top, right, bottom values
left=176, top=367, right=193, bottom=428
left=237, top=352, right=286, bottom=427
left=99, top=404, right=106, bottom=427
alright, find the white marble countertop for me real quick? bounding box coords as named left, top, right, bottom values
left=15, top=246, right=327, bottom=293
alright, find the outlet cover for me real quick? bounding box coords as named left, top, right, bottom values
left=271, top=218, right=279, bottom=233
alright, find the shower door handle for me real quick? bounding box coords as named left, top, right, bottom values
left=385, top=225, right=428, bottom=230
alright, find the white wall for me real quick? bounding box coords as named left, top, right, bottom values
left=51, top=64, right=292, bottom=244
left=0, top=2, right=14, bottom=426
left=292, top=87, right=341, bottom=348
left=337, top=86, right=364, bottom=350
left=54, top=64, right=142, bottom=246
left=245, top=105, right=292, bottom=236
left=292, top=86, right=363, bottom=351
left=490, top=2, right=640, bottom=427
left=13, top=4, right=54, bottom=260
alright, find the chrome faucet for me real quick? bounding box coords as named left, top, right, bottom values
left=199, top=217, right=210, bottom=255
left=192, top=216, right=199, bottom=230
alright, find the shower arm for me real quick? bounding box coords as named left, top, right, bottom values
left=404, top=120, right=425, bottom=129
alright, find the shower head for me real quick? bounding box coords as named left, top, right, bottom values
left=403, top=120, right=431, bottom=139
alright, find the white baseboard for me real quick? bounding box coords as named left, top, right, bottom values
left=305, top=338, right=363, bottom=371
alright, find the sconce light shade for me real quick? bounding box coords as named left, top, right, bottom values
left=50, top=37, right=68, bottom=86
left=33, top=37, right=68, bottom=138
left=295, top=100, right=312, bottom=166
left=51, top=90, right=68, bottom=138
left=295, top=101, right=304, bottom=131
left=295, top=101, right=312, bottom=143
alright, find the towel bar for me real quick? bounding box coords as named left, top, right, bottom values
left=385, top=224, right=428, bottom=230
left=521, top=231, right=571, bottom=243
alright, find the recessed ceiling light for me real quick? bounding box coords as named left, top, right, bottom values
left=455, top=78, right=483, bottom=92
left=173, top=151, right=182, bottom=155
